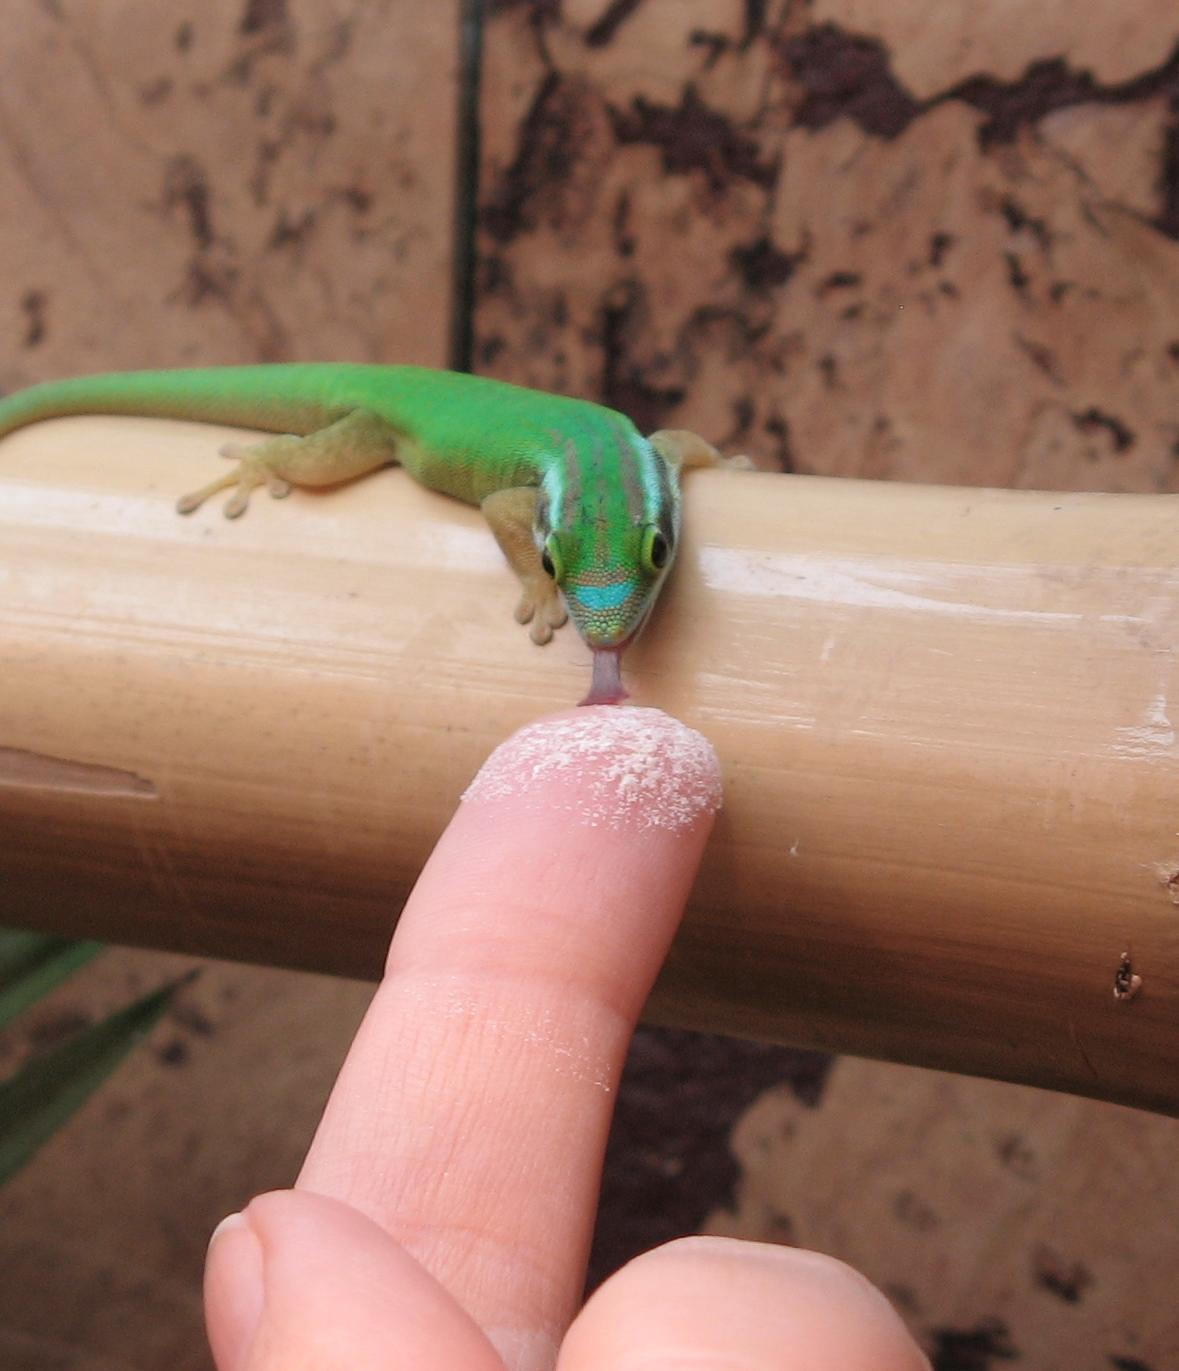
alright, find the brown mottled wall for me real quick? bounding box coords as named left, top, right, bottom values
left=477, top=0, right=1179, bottom=494
left=1, top=0, right=457, bottom=382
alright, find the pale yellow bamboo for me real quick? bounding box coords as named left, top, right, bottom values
left=1, top=416, right=1176, bottom=1112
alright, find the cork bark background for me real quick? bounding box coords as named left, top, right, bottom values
left=2, top=2, right=1178, bottom=1369
left=476, top=0, right=1179, bottom=496
left=0, top=0, right=456, bottom=382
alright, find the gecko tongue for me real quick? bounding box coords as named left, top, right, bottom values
left=579, top=649, right=629, bottom=706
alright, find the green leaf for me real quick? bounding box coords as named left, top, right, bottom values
left=0, top=930, right=105, bottom=1033
left=0, top=973, right=192, bottom=1185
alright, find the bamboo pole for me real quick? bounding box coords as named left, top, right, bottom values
left=2, top=416, right=1177, bottom=1112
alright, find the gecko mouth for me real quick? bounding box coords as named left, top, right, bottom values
left=575, top=591, right=662, bottom=705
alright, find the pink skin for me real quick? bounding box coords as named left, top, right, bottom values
left=204, top=710, right=929, bottom=1371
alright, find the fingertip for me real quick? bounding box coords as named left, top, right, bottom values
left=561, top=1236, right=930, bottom=1371
left=461, top=706, right=723, bottom=837
left=390, top=705, right=721, bottom=1006
left=204, top=1191, right=504, bottom=1371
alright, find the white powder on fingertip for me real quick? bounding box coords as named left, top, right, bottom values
left=463, top=707, right=723, bottom=833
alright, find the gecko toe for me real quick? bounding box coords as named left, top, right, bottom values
left=519, top=585, right=566, bottom=643
left=514, top=594, right=536, bottom=626
left=223, top=488, right=254, bottom=518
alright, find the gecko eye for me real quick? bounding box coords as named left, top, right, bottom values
left=541, top=535, right=564, bottom=583
left=641, top=526, right=671, bottom=574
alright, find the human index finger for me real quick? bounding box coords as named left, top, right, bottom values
left=297, top=706, right=722, bottom=1371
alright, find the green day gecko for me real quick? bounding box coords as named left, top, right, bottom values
left=0, top=364, right=747, bottom=704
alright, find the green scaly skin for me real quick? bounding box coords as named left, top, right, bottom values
left=0, top=364, right=719, bottom=704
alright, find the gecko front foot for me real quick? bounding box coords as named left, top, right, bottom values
left=648, top=429, right=757, bottom=472
left=480, top=486, right=571, bottom=646
left=513, top=577, right=568, bottom=645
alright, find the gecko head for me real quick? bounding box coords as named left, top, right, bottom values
left=535, top=426, right=683, bottom=697
left=539, top=517, right=676, bottom=652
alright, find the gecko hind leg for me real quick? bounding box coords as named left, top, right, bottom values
left=175, top=443, right=294, bottom=518
left=176, top=409, right=401, bottom=519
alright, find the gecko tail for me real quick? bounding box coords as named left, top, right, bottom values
left=0, top=365, right=347, bottom=442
